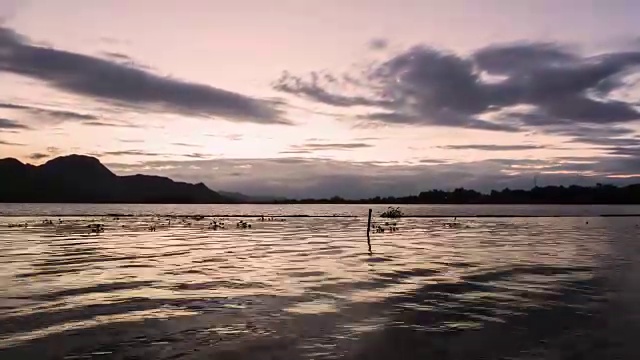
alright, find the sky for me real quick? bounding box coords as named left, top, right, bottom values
left=1, top=0, right=640, bottom=198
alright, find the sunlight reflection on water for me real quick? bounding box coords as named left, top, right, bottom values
left=0, top=205, right=639, bottom=359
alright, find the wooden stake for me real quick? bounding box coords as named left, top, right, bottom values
left=367, top=208, right=372, bottom=253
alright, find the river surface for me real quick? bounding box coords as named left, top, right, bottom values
left=1, top=204, right=639, bottom=359
left=1, top=203, right=640, bottom=217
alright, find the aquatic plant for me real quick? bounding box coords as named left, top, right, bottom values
left=380, top=206, right=403, bottom=218
left=443, top=217, right=461, bottom=228
left=88, top=223, right=105, bottom=234
left=236, top=220, right=251, bottom=229
left=208, top=220, right=225, bottom=230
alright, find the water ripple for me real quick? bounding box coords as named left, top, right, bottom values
left=0, top=208, right=639, bottom=359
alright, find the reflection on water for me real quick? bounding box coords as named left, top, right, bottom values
left=0, top=209, right=639, bottom=359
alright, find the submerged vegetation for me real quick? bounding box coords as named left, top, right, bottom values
left=380, top=206, right=404, bottom=218
left=3, top=215, right=260, bottom=234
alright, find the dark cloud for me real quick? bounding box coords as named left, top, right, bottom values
left=441, top=144, right=544, bottom=151
left=473, top=43, right=640, bottom=123
left=182, top=153, right=211, bottom=159
left=418, top=159, right=450, bottom=164
left=353, top=137, right=381, bottom=141
left=0, top=117, right=29, bottom=129
left=171, top=142, right=200, bottom=147
left=102, top=51, right=134, bottom=61
left=98, top=150, right=167, bottom=157
left=514, top=116, right=636, bottom=137
left=289, top=142, right=373, bottom=151
left=28, top=152, right=49, bottom=160
left=570, top=136, right=640, bottom=148
left=83, top=121, right=138, bottom=128
left=535, top=122, right=640, bottom=150
left=606, top=146, right=640, bottom=157
left=473, top=43, right=578, bottom=75
left=273, top=71, right=389, bottom=107
left=104, top=156, right=640, bottom=199
left=118, top=139, right=144, bottom=143
left=0, top=27, right=285, bottom=124
left=0, top=102, right=97, bottom=121
left=362, top=110, right=520, bottom=132
left=279, top=150, right=313, bottom=155
left=0, top=139, right=23, bottom=146
left=274, top=42, right=640, bottom=132
left=100, top=52, right=154, bottom=71
left=94, top=150, right=212, bottom=159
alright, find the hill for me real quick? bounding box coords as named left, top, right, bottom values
left=0, top=155, right=226, bottom=203
left=2, top=154, right=639, bottom=204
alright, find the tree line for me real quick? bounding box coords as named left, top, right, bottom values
left=272, top=184, right=640, bottom=204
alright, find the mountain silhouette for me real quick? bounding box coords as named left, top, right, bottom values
left=0, top=155, right=226, bottom=203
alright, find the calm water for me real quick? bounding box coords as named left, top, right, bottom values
left=1, top=204, right=639, bottom=359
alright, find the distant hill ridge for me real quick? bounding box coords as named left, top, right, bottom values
left=2, top=154, right=640, bottom=204
left=0, top=154, right=226, bottom=203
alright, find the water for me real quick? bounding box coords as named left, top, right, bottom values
left=0, top=204, right=639, bottom=359
left=1, top=203, right=640, bottom=217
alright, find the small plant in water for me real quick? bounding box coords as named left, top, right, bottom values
left=380, top=206, right=403, bottom=218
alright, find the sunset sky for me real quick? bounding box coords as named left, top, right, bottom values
left=1, top=0, right=640, bottom=198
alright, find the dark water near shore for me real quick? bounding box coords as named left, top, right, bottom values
left=1, top=204, right=640, bottom=359
left=2, top=203, right=640, bottom=217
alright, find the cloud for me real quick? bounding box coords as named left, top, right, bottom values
left=570, top=136, right=640, bottom=148
left=93, top=150, right=212, bottom=159
left=83, top=121, right=139, bottom=128
left=27, top=152, right=49, bottom=160
left=46, top=146, right=61, bottom=155
left=0, top=117, right=29, bottom=129
left=0, top=139, right=23, bottom=146
left=204, top=133, right=244, bottom=141
left=274, top=71, right=390, bottom=107
left=102, top=51, right=134, bottom=61
left=98, top=37, right=129, bottom=45
left=279, top=150, right=313, bottom=155
left=182, top=153, right=211, bottom=159
left=441, top=144, right=544, bottom=151
left=0, top=102, right=97, bottom=121
left=289, top=142, right=374, bottom=151
left=368, top=38, right=388, bottom=50
left=353, top=137, right=381, bottom=141
left=25, top=147, right=62, bottom=160
left=361, top=110, right=520, bottom=132
left=274, top=42, right=640, bottom=132
left=225, top=134, right=243, bottom=141
left=418, top=159, right=450, bottom=164
left=104, top=156, right=640, bottom=199
left=171, top=142, right=200, bottom=148
left=606, top=146, right=640, bottom=157
left=97, top=150, right=167, bottom=157
left=0, top=27, right=286, bottom=124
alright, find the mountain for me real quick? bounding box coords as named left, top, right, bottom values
left=0, top=155, right=226, bottom=203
